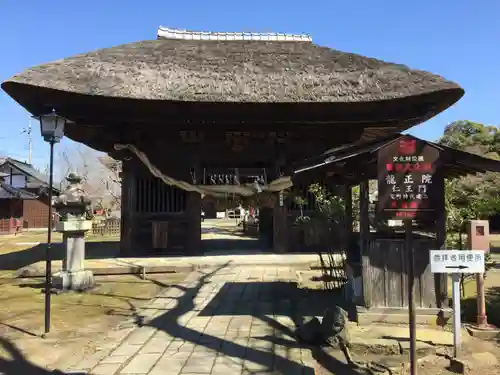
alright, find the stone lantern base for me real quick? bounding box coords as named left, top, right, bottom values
left=53, top=270, right=95, bottom=291
left=53, top=219, right=95, bottom=292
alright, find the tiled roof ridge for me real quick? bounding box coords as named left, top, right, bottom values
left=157, top=26, right=312, bottom=42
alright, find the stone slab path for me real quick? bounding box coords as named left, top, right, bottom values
left=60, top=263, right=463, bottom=375
left=64, top=265, right=323, bottom=375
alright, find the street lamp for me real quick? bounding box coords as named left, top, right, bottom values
left=37, top=109, right=66, bottom=336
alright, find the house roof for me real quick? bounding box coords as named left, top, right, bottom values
left=0, top=181, right=37, bottom=200
left=0, top=158, right=60, bottom=193
left=3, top=158, right=48, bottom=183
left=293, top=134, right=500, bottom=184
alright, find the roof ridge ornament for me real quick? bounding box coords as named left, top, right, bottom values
left=157, top=26, right=312, bottom=42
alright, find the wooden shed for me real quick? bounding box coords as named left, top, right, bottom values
left=292, top=134, right=500, bottom=323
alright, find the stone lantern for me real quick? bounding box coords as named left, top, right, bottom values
left=52, top=172, right=95, bottom=291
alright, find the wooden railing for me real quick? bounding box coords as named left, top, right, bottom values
left=91, top=218, right=121, bottom=237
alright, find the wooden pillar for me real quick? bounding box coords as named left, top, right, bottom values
left=359, top=179, right=371, bottom=308
left=435, top=212, right=448, bottom=309
left=343, top=185, right=353, bottom=251
left=120, top=161, right=136, bottom=256
left=273, top=191, right=288, bottom=253
left=186, top=191, right=202, bottom=255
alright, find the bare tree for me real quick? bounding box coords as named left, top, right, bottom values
left=97, top=155, right=122, bottom=209
left=56, top=144, right=121, bottom=209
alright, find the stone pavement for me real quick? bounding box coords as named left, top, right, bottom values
left=61, top=262, right=462, bottom=375
left=65, top=264, right=325, bottom=375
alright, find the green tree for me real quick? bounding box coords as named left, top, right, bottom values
left=439, top=121, right=499, bottom=295
left=439, top=121, right=500, bottom=233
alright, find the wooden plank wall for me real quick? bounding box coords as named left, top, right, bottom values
left=23, top=198, right=49, bottom=229
left=364, top=238, right=436, bottom=309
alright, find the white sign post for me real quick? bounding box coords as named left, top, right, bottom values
left=430, top=250, right=485, bottom=358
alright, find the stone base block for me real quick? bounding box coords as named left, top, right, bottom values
left=465, top=324, right=500, bottom=340
left=53, top=270, right=95, bottom=291
left=356, top=306, right=452, bottom=327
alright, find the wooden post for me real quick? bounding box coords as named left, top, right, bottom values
left=120, top=160, right=136, bottom=256
left=186, top=191, right=202, bottom=255
left=359, top=179, right=371, bottom=308
left=343, top=185, right=353, bottom=251
left=435, top=212, right=449, bottom=309
left=273, top=191, right=288, bottom=253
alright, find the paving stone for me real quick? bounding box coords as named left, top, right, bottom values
left=243, top=358, right=273, bottom=372
left=99, top=355, right=131, bottom=365
left=120, top=353, right=162, bottom=374
left=112, top=343, right=142, bottom=357
left=140, top=337, right=172, bottom=354
left=124, top=328, right=157, bottom=345
left=91, top=363, right=122, bottom=374
left=72, top=351, right=109, bottom=371
left=149, top=358, right=184, bottom=375
left=211, top=363, right=243, bottom=374
left=192, top=345, right=217, bottom=355
left=181, top=353, right=215, bottom=373
left=188, top=317, right=212, bottom=328
left=224, top=329, right=250, bottom=338
left=167, top=340, right=191, bottom=352
left=220, top=339, right=248, bottom=358
left=176, top=342, right=197, bottom=353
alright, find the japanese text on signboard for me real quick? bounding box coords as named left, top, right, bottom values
left=433, top=252, right=482, bottom=263
left=377, top=136, right=443, bottom=220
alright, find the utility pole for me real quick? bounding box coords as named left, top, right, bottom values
left=28, top=118, right=32, bottom=165
left=21, top=117, right=33, bottom=164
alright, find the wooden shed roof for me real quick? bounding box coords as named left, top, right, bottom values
left=293, top=134, right=500, bottom=185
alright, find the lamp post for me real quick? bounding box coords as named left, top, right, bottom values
left=37, top=110, right=66, bottom=336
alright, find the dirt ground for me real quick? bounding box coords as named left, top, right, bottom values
left=0, top=232, right=188, bottom=369
left=0, top=272, right=188, bottom=369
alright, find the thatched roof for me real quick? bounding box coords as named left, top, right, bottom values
left=2, top=29, right=463, bottom=112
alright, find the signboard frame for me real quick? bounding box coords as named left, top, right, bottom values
left=430, top=249, right=486, bottom=359
left=430, top=250, right=485, bottom=274
left=377, top=135, right=445, bottom=220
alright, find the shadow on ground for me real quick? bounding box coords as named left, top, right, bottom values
left=462, top=286, right=500, bottom=328
left=0, top=241, right=120, bottom=271
left=123, top=264, right=362, bottom=374
left=0, top=239, right=277, bottom=272
left=0, top=336, right=85, bottom=375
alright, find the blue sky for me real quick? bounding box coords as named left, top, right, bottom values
left=1, top=0, right=498, bottom=170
